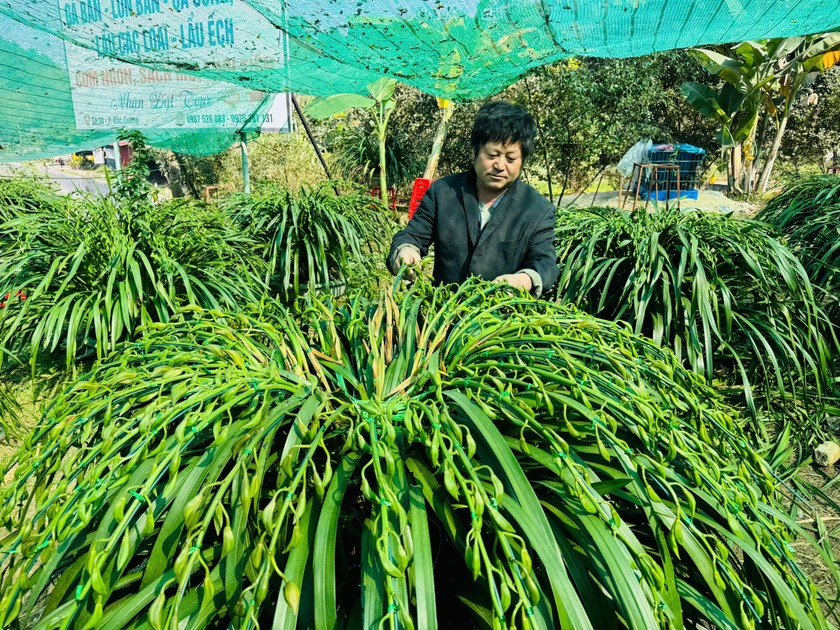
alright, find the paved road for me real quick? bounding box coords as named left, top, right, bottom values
left=0, top=163, right=111, bottom=196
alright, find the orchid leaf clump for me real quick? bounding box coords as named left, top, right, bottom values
left=554, top=205, right=834, bottom=431
left=757, top=175, right=840, bottom=326
left=0, top=278, right=833, bottom=628
left=224, top=182, right=392, bottom=301
left=0, top=195, right=267, bottom=369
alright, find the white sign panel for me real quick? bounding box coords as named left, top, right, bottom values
left=260, top=93, right=293, bottom=133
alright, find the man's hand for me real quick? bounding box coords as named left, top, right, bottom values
left=493, top=272, right=533, bottom=291
left=397, top=248, right=422, bottom=267
left=395, top=246, right=421, bottom=281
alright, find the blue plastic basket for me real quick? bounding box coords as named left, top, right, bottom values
left=638, top=143, right=706, bottom=195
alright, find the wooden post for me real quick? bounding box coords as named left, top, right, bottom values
left=240, top=132, right=250, bottom=194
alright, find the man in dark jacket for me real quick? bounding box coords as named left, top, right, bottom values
left=387, top=101, right=558, bottom=296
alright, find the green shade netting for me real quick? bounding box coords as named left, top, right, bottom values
left=1, top=0, right=839, bottom=161
left=0, top=17, right=266, bottom=161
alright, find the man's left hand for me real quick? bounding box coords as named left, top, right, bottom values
left=493, top=273, right=533, bottom=291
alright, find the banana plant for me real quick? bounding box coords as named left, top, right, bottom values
left=756, top=34, right=840, bottom=191
left=681, top=40, right=790, bottom=194
left=0, top=278, right=834, bottom=629
left=306, top=78, right=398, bottom=205
left=682, top=35, right=840, bottom=194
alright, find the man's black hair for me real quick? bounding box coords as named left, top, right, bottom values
left=470, top=101, right=536, bottom=162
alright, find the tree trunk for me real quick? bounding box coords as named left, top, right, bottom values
left=173, top=153, right=200, bottom=198
left=753, top=114, right=769, bottom=167
left=742, top=159, right=757, bottom=195
left=758, top=112, right=790, bottom=193
left=730, top=145, right=743, bottom=193
left=377, top=101, right=389, bottom=206
left=523, top=76, right=553, bottom=202
left=740, top=126, right=760, bottom=195
left=378, top=132, right=388, bottom=206
left=422, top=102, right=454, bottom=180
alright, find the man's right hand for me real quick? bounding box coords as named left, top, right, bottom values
left=397, top=248, right=421, bottom=267
left=394, top=246, right=421, bottom=282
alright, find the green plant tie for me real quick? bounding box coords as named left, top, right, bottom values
left=554, top=451, right=566, bottom=459
left=454, top=442, right=462, bottom=450
left=190, top=546, right=199, bottom=554
left=608, top=518, right=616, bottom=528
left=431, top=423, right=442, bottom=429
left=36, top=536, right=51, bottom=551
left=526, top=606, right=535, bottom=617
left=388, top=603, right=399, bottom=612
left=380, top=499, right=391, bottom=507
left=682, top=517, right=693, bottom=526
left=191, top=426, right=199, bottom=434
left=244, top=449, right=252, bottom=455
left=75, top=585, right=84, bottom=600
left=129, top=490, right=145, bottom=502
left=625, top=448, right=634, bottom=454
left=471, top=511, right=477, bottom=520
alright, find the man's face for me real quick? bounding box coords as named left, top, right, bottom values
left=474, top=141, right=523, bottom=195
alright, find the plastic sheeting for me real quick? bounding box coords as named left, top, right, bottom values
left=1, top=0, right=839, bottom=160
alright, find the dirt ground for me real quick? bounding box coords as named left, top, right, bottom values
left=557, top=189, right=759, bottom=217
left=781, top=456, right=840, bottom=624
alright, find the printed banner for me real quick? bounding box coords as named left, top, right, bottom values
left=58, top=0, right=287, bottom=130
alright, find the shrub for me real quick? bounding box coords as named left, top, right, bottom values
left=0, top=195, right=267, bottom=368
left=326, top=120, right=425, bottom=192
left=0, top=279, right=833, bottom=628
left=224, top=182, right=392, bottom=300
left=554, top=206, right=833, bottom=427
left=0, top=178, right=63, bottom=240
left=0, top=177, right=61, bottom=213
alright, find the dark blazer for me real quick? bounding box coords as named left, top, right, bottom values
left=388, top=169, right=558, bottom=291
